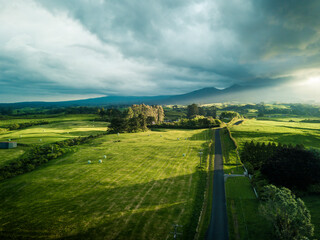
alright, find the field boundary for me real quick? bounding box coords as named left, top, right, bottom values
left=195, top=135, right=215, bottom=240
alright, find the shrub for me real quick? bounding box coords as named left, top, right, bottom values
left=260, top=185, right=314, bottom=240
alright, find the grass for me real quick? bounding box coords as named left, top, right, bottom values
left=220, top=128, right=243, bottom=175
left=196, top=135, right=215, bottom=240
left=0, top=114, right=96, bottom=127
left=0, top=128, right=211, bottom=239
left=225, top=177, right=272, bottom=240
left=303, top=195, right=320, bottom=238
left=230, top=118, right=320, bottom=149
left=230, top=118, right=320, bottom=239
left=0, top=121, right=108, bottom=146
left=0, top=146, right=26, bottom=167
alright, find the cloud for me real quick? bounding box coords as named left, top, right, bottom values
left=0, top=0, right=320, bottom=102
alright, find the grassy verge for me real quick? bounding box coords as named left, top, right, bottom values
left=302, top=196, right=320, bottom=238
left=226, top=177, right=272, bottom=240
left=220, top=128, right=243, bottom=174
left=196, top=132, right=215, bottom=239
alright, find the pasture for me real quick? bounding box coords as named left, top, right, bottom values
left=230, top=118, right=320, bottom=239
left=0, top=120, right=108, bottom=146
left=230, top=118, right=320, bottom=149
left=226, top=177, right=271, bottom=240
left=0, top=125, right=212, bottom=239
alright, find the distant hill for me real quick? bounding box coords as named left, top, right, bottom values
left=0, top=84, right=307, bottom=107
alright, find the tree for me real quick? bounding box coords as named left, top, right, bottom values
left=187, top=104, right=199, bottom=118
left=146, top=116, right=156, bottom=125
left=198, top=107, right=206, bottom=116
left=260, top=185, right=314, bottom=240
left=125, top=107, right=134, bottom=119
left=206, top=106, right=217, bottom=118
left=110, top=117, right=128, bottom=133
left=219, top=111, right=240, bottom=120
left=98, top=107, right=106, bottom=118
left=260, top=148, right=320, bottom=190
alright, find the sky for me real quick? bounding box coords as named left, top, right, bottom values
left=0, top=0, right=320, bottom=103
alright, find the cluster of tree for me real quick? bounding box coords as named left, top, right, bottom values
left=106, top=104, right=165, bottom=133
left=260, top=185, right=314, bottom=240
left=217, top=103, right=320, bottom=117
left=219, top=111, right=240, bottom=120
left=109, top=114, right=148, bottom=133
left=241, top=141, right=320, bottom=192
left=98, top=104, right=164, bottom=123
left=0, top=133, right=106, bottom=181
left=5, top=120, right=49, bottom=130
left=187, top=104, right=217, bottom=119
left=47, top=106, right=100, bottom=114
left=129, top=104, right=165, bottom=124
left=152, top=116, right=221, bottom=129
left=0, top=106, right=102, bottom=116
left=0, top=107, right=13, bottom=115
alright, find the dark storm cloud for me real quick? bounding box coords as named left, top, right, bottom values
left=0, top=0, right=320, bottom=102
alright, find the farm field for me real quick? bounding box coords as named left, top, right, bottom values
left=0, top=114, right=97, bottom=128
left=0, top=120, right=108, bottom=146
left=226, top=177, right=271, bottom=240
left=230, top=118, right=320, bottom=149
left=0, top=126, right=212, bottom=239
left=230, top=118, right=320, bottom=239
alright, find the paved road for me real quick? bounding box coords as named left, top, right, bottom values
left=206, top=129, right=229, bottom=240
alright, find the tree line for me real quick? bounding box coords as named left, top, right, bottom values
left=186, top=104, right=217, bottom=118
left=240, top=141, right=320, bottom=193
left=5, top=120, right=50, bottom=130
left=152, top=116, right=221, bottom=129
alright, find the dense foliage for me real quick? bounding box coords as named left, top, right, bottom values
left=109, top=114, right=147, bottom=133
left=152, top=116, right=221, bottom=129
left=260, top=185, right=314, bottom=240
left=240, top=141, right=320, bottom=192
left=106, top=104, right=164, bottom=133
left=187, top=104, right=217, bottom=119
left=0, top=133, right=106, bottom=181
left=5, top=120, right=49, bottom=130
left=219, top=111, right=240, bottom=120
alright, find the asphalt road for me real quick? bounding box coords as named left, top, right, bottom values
left=206, top=129, right=229, bottom=240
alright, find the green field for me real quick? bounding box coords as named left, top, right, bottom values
left=230, top=118, right=320, bottom=239
left=0, top=114, right=97, bottom=128
left=0, top=125, right=211, bottom=239
left=0, top=121, right=108, bottom=146
left=226, top=177, right=271, bottom=240
left=220, top=128, right=243, bottom=175
left=230, top=118, right=320, bottom=149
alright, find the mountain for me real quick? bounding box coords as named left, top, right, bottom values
left=0, top=84, right=299, bottom=107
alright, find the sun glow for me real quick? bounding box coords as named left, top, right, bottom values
left=303, top=76, right=320, bottom=86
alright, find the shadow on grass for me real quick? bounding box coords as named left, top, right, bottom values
left=0, top=129, right=214, bottom=240
left=0, top=172, right=200, bottom=240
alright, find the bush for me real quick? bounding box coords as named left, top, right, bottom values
left=152, top=116, right=221, bottom=129
left=260, top=185, right=314, bottom=240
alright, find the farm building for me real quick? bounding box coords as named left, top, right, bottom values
left=0, top=142, right=17, bottom=149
